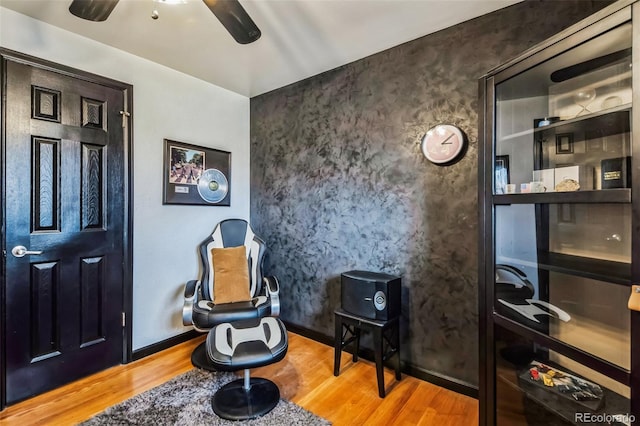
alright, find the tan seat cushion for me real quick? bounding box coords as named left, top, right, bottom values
left=212, top=246, right=251, bottom=304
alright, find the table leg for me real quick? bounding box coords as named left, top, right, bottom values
left=394, top=322, right=401, bottom=380
left=373, top=327, right=385, bottom=398
left=334, top=315, right=342, bottom=376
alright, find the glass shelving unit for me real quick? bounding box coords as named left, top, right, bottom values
left=479, top=2, right=640, bottom=425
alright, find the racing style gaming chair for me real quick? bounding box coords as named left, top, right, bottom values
left=183, top=219, right=281, bottom=369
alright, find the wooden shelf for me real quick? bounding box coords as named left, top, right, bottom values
left=536, top=251, right=630, bottom=285
left=497, top=252, right=629, bottom=285
left=494, top=188, right=631, bottom=204
left=498, top=104, right=631, bottom=142
left=493, top=314, right=630, bottom=386
left=533, top=104, right=631, bottom=136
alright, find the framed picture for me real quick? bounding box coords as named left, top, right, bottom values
left=495, top=155, right=510, bottom=194
left=163, top=139, right=231, bottom=206
left=555, top=133, right=574, bottom=154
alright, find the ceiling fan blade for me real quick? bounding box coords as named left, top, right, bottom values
left=69, top=0, right=120, bottom=22
left=203, top=0, right=261, bottom=44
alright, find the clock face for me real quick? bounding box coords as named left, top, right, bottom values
left=421, top=124, right=465, bottom=164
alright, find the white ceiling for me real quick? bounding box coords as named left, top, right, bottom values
left=0, top=0, right=520, bottom=97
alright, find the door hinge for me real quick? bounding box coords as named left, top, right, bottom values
left=122, top=312, right=126, bottom=327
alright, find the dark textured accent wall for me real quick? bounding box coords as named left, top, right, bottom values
left=250, top=0, right=614, bottom=387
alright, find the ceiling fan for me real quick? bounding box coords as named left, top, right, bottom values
left=68, top=0, right=261, bottom=44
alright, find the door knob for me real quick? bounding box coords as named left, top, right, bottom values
left=11, top=245, right=43, bottom=258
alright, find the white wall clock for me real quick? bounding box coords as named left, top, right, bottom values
left=421, top=124, right=466, bottom=165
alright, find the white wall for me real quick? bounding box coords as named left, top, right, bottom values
left=0, top=7, right=250, bottom=350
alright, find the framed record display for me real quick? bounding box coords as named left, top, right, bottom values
left=163, top=139, right=231, bottom=206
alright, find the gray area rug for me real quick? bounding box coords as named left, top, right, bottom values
left=80, top=369, right=330, bottom=425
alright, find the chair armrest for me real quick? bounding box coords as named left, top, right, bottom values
left=183, top=280, right=201, bottom=326
left=264, top=275, right=279, bottom=295
left=184, top=279, right=200, bottom=300
left=264, top=276, right=280, bottom=317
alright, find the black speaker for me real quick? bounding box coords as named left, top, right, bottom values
left=341, top=270, right=401, bottom=321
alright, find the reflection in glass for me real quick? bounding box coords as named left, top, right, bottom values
left=572, top=88, right=597, bottom=117
left=495, top=203, right=630, bottom=368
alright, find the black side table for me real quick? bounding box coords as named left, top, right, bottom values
left=333, top=308, right=401, bottom=397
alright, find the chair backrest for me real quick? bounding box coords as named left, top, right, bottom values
left=199, top=219, right=266, bottom=302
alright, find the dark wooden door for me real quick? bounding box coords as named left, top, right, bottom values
left=3, top=59, right=126, bottom=404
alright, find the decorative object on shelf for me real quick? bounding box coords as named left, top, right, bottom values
left=572, top=88, right=597, bottom=117
left=548, top=58, right=632, bottom=120
left=601, top=156, right=631, bottom=189
left=555, top=133, right=574, bottom=154
left=601, top=95, right=623, bottom=109
left=554, top=165, right=593, bottom=191
left=533, top=169, right=555, bottom=192
left=534, top=116, right=560, bottom=127
left=530, top=181, right=546, bottom=193
left=519, top=361, right=604, bottom=411
left=495, top=155, right=510, bottom=194
left=420, top=124, right=466, bottom=165
left=163, top=139, right=231, bottom=206
left=555, top=179, right=580, bottom=192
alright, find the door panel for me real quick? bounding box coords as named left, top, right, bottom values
left=4, top=60, right=125, bottom=404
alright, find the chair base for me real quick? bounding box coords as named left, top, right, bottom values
left=211, top=377, right=280, bottom=420
left=191, top=341, right=217, bottom=371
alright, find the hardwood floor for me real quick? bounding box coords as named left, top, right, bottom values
left=0, top=332, right=478, bottom=425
